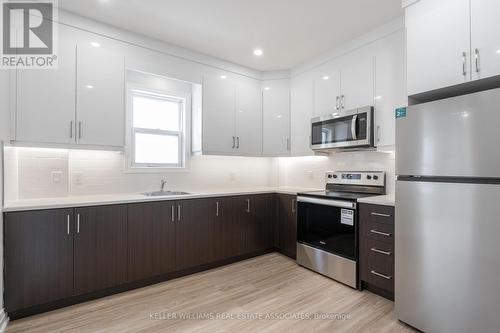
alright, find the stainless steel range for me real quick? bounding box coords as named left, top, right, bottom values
left=296, top=171, right=385, bottom=288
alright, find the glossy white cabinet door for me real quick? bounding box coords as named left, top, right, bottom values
left=471, top=0, right=500, bottom=80
left=77, top=43, right=125, bottom=147
left=235, top=79, right=262, bottom=155
left=262, top=80, right=290, bottom=156
left=339, top=49, right=374, bottom=111
left=290, top=75, right=314, bottom=155
left=16, top=27, right=76, bottom=144
left=202, top=74, right=236, bottom=154
left=374, top=30, right=406, bottom=147
left=313, top=62, right=341, bottom=117
left=406, top=0, right=470, bottom=95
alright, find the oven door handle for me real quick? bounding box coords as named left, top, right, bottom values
left=351, top=115, right=358, bottom=140
left=297, top=196, right=356, bottom=209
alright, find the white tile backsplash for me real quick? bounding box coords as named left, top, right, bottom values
left=3, top=147, right=395, bottom=200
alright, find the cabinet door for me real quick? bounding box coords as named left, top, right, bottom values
left=313, top=62, right=341, bottom=117
left=202, top=74, right=236, bottom=154
left=235, top=79, right=262, bottom=155
left=406, top=0, right=470, bottom=95
left=128, top=202, right=176, bottom=281
left=233, top=196, right=252, bottom=255
left=471, top=0, right=500, bottom=80
left=209, top=197, right=235, bottom=261
left=339, top=50, right=374, bottom=111
left=253, top=194, right=275, bottom=251
left=175, top=199, right=211, bottom=270
left=76, top=42, right=125, bottom=147
left=262, top=79, right=291, bottom=156
left=290, top=75, right=314, bottom=155
left=374, top=30, right=406, bottom=148
left=5, top=209, right=74, bottom=312
left=15, top=26, right=76, bottom=144
left=74, top=205, right=127, bottom=295
left=278, top=194, right=297, bottom=259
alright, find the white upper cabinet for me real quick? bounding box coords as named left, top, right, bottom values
left=202, top=74, right=236, bottom=154
left=76, top=42, right=125, bottom=147
left=373, top=30, right=406, bottom=148
left=262, top=79, right=290, bottom=156
left=290, top=74, right=314, bottom=156
left=406, top=0, right=471, bottom=95
left=470, top=0, right=500, bottom=80
left=15, top=26, right=76, bottom=144
left=235, top=79, right=262, bottom=155
left=339, top=50, right=374, bottom=110
left=313, top=61, right=341, bottom=117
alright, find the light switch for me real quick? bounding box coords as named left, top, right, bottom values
left=51, top=171, right=63, bottom=184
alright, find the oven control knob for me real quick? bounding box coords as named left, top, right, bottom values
left=332, top=174, right=338, bottom=179
left=328, top=174, right=333, bottom=179
left=367, top=175, right=372, bottom=180
left=373, top=175, right=379, bottom=180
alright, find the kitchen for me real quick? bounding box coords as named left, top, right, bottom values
left=0, top=0, right=499, bottom=332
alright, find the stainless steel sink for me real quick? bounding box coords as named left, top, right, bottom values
left=142, top=190, right=191, bottom=197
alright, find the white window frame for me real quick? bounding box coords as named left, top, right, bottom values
left=125, top=85, right=191, bottom=173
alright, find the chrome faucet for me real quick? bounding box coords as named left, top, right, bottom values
left=160, top=179, right=167, bottom=192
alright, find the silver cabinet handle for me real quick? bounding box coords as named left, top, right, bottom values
left=371, top=212, right=391, bottom=218
left=236, top=136, right=240, bottom=149
left=67, top=214, right=70, bottom=235
left=78, top=121, right=82, bottom=139
left=216, top=201, right=219, bottom=217
left=370, top=229, right=392, bottom=237
left=335, top=96, right=340, bottom=111
left=171, top=205, right=175, bottom=222
left=475, top=48, right=480, bottom=73
left=341, top=94, right=345, bottom=109
left=462, top=51, right=467, bottom=76
left=77, top=213, right=80, bottom=234
left=371, top=248, right=392, bottom=256
left=371, top=270, right=392, bottom=280
left=232, top=136, right=235, bottom=149
left=286, top=138, right=291, bottom=151
left=351, top=114, right=358, bottom=140
left=70, top=121, right=73, bottom=138
left=376, top=125, right=381, bottom=143
left=246, top=199, right=250, bottom=213
left=291, top=199, right=296, bottom=213
left=177, top=204, right=181, bottom=221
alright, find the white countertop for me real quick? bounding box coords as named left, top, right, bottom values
left=357, top=194, right=395, bottom=206
left=3, top=187, right=321, bottom=212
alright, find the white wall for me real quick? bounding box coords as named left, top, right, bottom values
left=276, top=152, right=396, bottom=194
left=3, top=147, right=276, bottom=200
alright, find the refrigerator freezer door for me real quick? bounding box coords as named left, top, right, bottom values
left=396, top=180, right=500, bottom=333
left=396, top=88, right=500, bottom=178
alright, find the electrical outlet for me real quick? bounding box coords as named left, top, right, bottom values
left=51, top=171, right=63, bottom=184
left=73, top=172, right=83, bottom=185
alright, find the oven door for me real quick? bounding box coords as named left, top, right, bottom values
left=310, top=107, right=372, bottom=150
left=297, top=196, right=357, bottom=260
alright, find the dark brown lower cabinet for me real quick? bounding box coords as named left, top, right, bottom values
left=74, top=205, right=128, bottom=295
left=5, top=209, right=74, bottom=312
left=4, top=193, right=277, bottom=318
left=175, top=199, right=212, bottom=270
left=359, top=203, right=395, bottom=300
left=277, top=194, right=297, bottom=259
left=128, top=201, right=176, bottom=281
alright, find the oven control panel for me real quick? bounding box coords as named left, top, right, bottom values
left=326, top=171, right=385, bottom=187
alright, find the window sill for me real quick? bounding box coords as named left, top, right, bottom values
left=123, top=166, right=191, bottom=174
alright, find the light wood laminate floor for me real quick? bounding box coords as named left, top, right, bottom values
left=7, top=253, right=416, bottom=333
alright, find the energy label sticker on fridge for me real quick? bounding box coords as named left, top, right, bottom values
left=341, top=209, right=354, bottom=226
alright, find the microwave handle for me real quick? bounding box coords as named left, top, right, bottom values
left=351, top=115, right=358, bottom=140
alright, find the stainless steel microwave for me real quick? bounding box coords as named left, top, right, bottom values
left=310, top=106, right=373, bottom=151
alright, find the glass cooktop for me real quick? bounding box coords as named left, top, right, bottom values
left=297, top=190, right=378, bottom=201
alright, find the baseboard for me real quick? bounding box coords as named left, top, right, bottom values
left=0, top=309, right=9, bottom=333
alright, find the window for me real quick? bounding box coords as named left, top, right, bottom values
left=130, top=90, right=185, bottom=168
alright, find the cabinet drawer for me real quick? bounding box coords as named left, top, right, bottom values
left=361, top=240, right=394, bottom=293
left=360, top=204, right=394, bottom=243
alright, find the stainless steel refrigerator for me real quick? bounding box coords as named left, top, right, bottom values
left=395, top=88, right=500, bottom=333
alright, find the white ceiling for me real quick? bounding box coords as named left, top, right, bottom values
left=58, top=0, right=403, bottom=71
